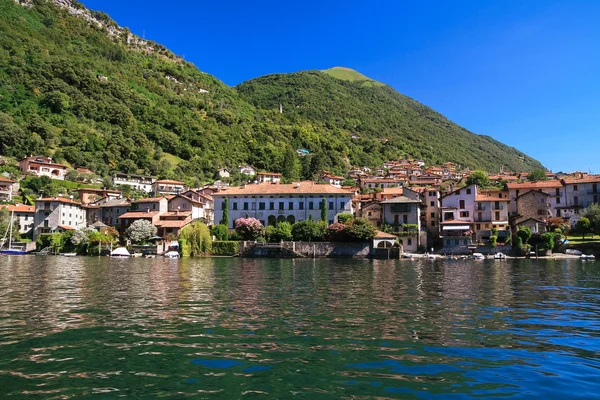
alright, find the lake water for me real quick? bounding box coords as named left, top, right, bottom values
left=0, top=256, right=599, bottom=399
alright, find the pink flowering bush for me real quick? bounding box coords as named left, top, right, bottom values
left=327, top=222, right=347, bottom=241
left=234, top=217, right=265, bottom=240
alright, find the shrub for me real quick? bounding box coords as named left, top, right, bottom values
left=540, top=232, right=555, bottom=251
left=489, top=235, right=497, bottom=247
left=517, top=226, right=532, bottom=245
left=346, top=217, right=376, bottom=241
left=234, top=217, right=264, bottom=240
left=211, top=224, right=229, bottom=241
left=126, top=220, right=157, bottom=243
left=327, top=222, right=347, bottom=241
left=211, top=241, right=239, bottom=256
left=336, top=213, right=354, bottom=224
left=270, top=222, right=293, bottom=242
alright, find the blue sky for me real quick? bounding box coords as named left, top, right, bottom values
left=80, top=0, right=600, bottom=173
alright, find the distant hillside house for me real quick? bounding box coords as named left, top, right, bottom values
left=153, top=180, right=186, bottom=196
left=296, top=148, right=310, bottom=156
left=77, top=188, right=122, bottom=205
left=0, top=176, right=16, bottom=201
left=112, top=173, right=156, bottom=193
left=212, top=181, right=355, bottom=228
left=237, top=165, right=256, bottom=176
left=217, top=168, right=230, bottom=178
left=257, top=172, right=282, bottom=184
left=20, top=156, right=68, bottom=180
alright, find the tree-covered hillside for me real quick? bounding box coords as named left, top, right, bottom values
left=237, top=70, right=543, bottom=172
left=0, top=0, right=543, bottom=183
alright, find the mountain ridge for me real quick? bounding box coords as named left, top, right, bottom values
left=0, top=0, right=543, bottom=184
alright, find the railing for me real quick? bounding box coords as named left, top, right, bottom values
left=492, top=204, right=505, bottom=210
left=476, top=205, right=486, bottom=211
left=587, top=190, right=599, bottom=195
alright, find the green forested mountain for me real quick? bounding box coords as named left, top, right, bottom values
left=237, top=69, right=543, bottom=172
left=0, top=0, right=542, bottom=184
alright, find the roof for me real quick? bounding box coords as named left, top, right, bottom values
left=0, top=176, right=15, bottom=183
left=380, top=196, right=421, bottom=204
left=132, top=197, right=168, bottom=203
left=562, top=176, right=600, bottom=184
left=161, top=211, right=192, bottom=217
left=516, top=190, right=550, bottom=199
left=475, top=196, right=510, bottom=202
left=118, top=211, right=160, bottom=219
left=23, top=157, right=68, bottom=168
left=257, top=172, right=282, bottom=176
left=156, top=219, right=192, bottom=228
left=37, top=197, right=83, bottom=206
left=77, top=188, right=121, bottom=194
left=381, top=187, right=404, bottom=195
left=58, top=225, right=76, bottom=230
left=213, top=181, right=355, bottom=196
left=362, top=178, right=405, bottom=183
left=506, top=181, right=563, bottom=189
left=90, top=220, right=108, bottom=228
left=374, top=230, right=397, bottom=239
left=155, top=179, right=185, bottom=185
left=2, top=204, right=34, bottom=213
left=99, top=198, right=131, bottom=208
left=440, top=219, right=473, bottom=225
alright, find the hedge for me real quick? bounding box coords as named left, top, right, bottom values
left=211, top=241, right=239, bottom=256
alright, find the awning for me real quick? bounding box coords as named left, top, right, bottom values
left=442, top=225, right=470, bottom=231
left=492, top=221, right=508, bottom=225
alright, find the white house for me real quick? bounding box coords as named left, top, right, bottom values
left=217, top=168, right=230, bottom=178
left=0, top=176, right=15, bottom=201
left=559, top=175, right=600, bottom=225
left=380, top=189, right=425, bottom=252
left=112, top=173, right=156, bottom=193
left=2, top=204, right=35, bottom=235
left=212, top=181, right=355, bottom=228
left=237, top=165, right=256, bottom=176
left=33, top=197, right=88, bottom=240
left=256, top=172, right=282, bottom=184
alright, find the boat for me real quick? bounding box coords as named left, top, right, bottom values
left=144, top=254, right=156, bottom=258
left=493, top=252, right=507, bottom=260
left=426, top=254, right=436, bottom=260
left=472, top=253, right=485, bottom=260
left=110, top=247, right=131, bottom=258
left=164, top=250, right=180, bottom=259
left=0, top=210, right=28, bottom=255
left=60, top=252, right=78, bottom=257
left=580, top=254, right=596, bottom=260
left=131, top=252, right=143, bottom=257
left=566, top=249, right=582, bottom=255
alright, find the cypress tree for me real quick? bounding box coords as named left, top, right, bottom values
left=222, top=198, right=229, bottom=227
left=321, top=198, right=327, bottom=222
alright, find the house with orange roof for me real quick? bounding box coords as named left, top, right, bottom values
left=1, top=204, right=34, bottom=235
left=112, top=172, right=156, bottom=193
left=212, top=181, right=355, bottom=228
left=505, top=180, right=565, bottom=217
left=153, top=179, right=186, bottom=196
left=558, top=175, right=600, bottom=225
left=256, top=172, right=282, bottom=184
left=33, top=197, right=88, bottom=240
left=0, top=176, right=15, bottom=201
left=19, top=156, right=68, bottom=180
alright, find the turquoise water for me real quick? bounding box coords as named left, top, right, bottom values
left=0, top=256, right=599, bottom=398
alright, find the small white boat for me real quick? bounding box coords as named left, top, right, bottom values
left=580, top=254, right=595, bottom=260
left=494, top=252, right=507, bottom=260
left=164, top=251, right=180, bottom=259
left=61, top=252, right=78, bottom=257
left=402, top=253, right=413, bottom=259
left=566, top=249, right=582, bottom=255
left=144, top=254, right=156, bottom=258
left=472, top=253, right=485, bottom=260
left=131, top=253, right=143, bottom=257
left=427, top=254, right=436, bottom=260
left=111, top=247, right=131, bottom=258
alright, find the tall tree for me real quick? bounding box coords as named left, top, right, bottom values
left=465, top=170, right=490, bottom=187
left=282, top=147, right=301, bottom=181
left=222, top=198, right=229, bottom=227
left=321, top=198, right=328, bottom=222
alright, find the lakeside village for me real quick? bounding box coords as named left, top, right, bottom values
left=1, top=155, right=598, bottom=259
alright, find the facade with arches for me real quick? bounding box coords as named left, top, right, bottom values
left=212, top=181, right=356, bottom=228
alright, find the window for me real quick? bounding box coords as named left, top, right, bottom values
left=309, top=202, right=314, bottom=210
left=460, top=211, right=469, bottom=217
left=431, top=221, right=435, bottom=226
left=538, top=209, right=544, bottom=216
left=270, top=202, right=274, bottom=210
left=407, top=238, right=412, bottom=246
left=495, top=211, right=500, bottom=220
left=476, top=224, right=480, bottom=230
left=318, top=202, right=322, bottom=210
left=299, top=202, right=304, bottom=210
left=243, top=202, right=249, bottom=210
left=259, top=202, right=265, bottom=210
left=232, top=202, right=238, bottom=210
left=456, top=190, right=461, bottom=195
left=429, top=191, right=436, bottom=197
left=329, top=201, right=334, bottom=210
left=279, top=202, right=284, bottom=210
left=289, top=202, right=294, bottom=210
left=368, top=212, right=372, bottom=216
left=574, top=185, right=578, bottom=191
left=340, top=202, right=344, bottom=209
left=403, top=215, right=408, bottom=224
left=459, top=200, right=465, bottom=209
left=394, top=215, right=399, bottom=224
left=466, top=188, right=471, bottom=194
left=430, top=201, right=435, bottom=206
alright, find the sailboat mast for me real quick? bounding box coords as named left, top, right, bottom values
left=8, top=211, right=13, bottom=250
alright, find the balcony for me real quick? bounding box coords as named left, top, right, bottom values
left=492, top=204, right=505, bottom=210
left=587, top=190, right=599, bottom=195
left=476, top=205, right=487, bottom=211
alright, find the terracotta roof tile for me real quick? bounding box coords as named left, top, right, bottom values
left=37, top=197, right=83, bottom=206
left=118, top=211, right=160, bottom=219
left=213, top=181, right=354, bottom=196
left=506, top=181, right=563, bottom=189
left=2, top=204, right=34, bottom=213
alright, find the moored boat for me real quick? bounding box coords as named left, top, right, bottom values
left=164, top=250, right=180, bottom=259
left=110, top=247, right=131, bottom=258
